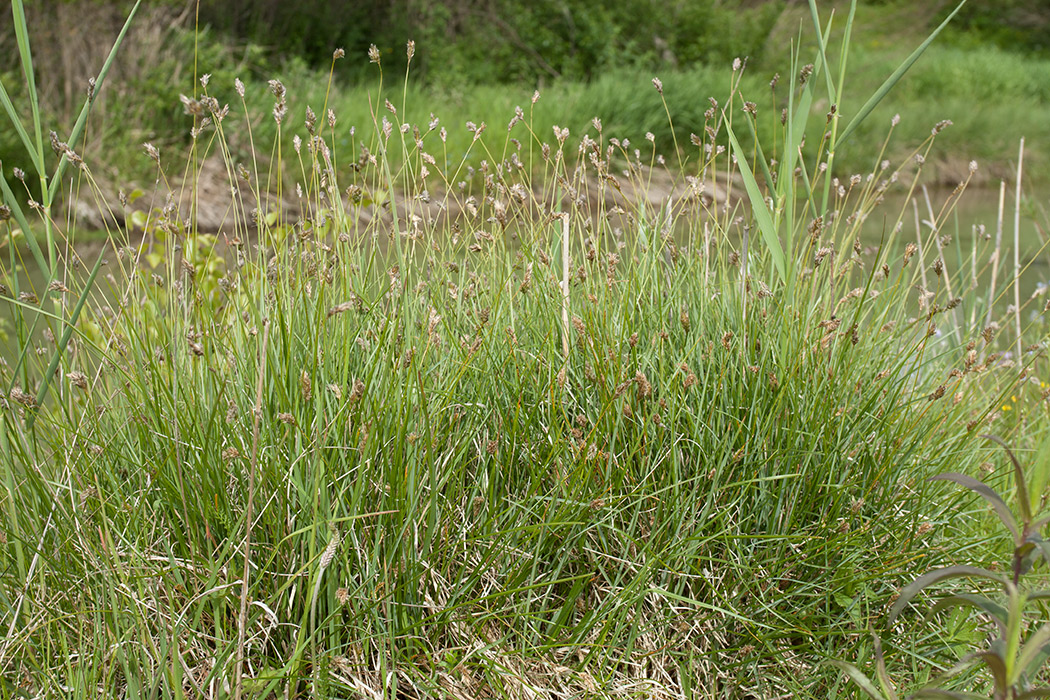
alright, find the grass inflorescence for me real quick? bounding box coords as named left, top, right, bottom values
left=1, top=2, right=1049, bottom=698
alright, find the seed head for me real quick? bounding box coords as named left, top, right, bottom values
left=320, top=531, right=341, bottom=568
left=903, top=242, right=917, bottom=266
left=10, top=387, right=36, bottom=408
left=406, top=40, right=416, bottom=61
left=349, top=377, right=365, bottom=403
left=634, top=371, right=652, bottom=399
left=235, top=78, right=245, bottom=98
left=49, top=130, right=64, bottom=156
left=652, top=76, right=663, bottom=94
left=519, top=262, right=533, bottom=293
left=798, top=64, right=813, bottom=85
left=68, top=371, right=88, bottom=390
left=368, top=44, right=380, bottom=63
left=932, top=119, right=952, bottom=135
left=143, top=143, right=160, bottom=164
left=333, top=48, right=345, bottom=60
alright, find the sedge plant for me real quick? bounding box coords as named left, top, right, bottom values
left=1, top=0, right=1045, bottom=698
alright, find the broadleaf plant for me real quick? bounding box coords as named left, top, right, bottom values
left=835, top=435, right=1050, bottom=700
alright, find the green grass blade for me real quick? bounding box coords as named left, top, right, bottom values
left=726, top=120, right=785, bottom=283
left=835, top=0, right=968, bottom=150
left=47, top=0, right=143, bottom=202
left=0, top=81, right=44, bottom=176
left=26, top=249, right=108, bottom=429
left=0, top=171, right=49, bottom=274
left=743, top=112, right=776, bottom=194
left=807, top=0, right=836, bottom=104
left=10, top=0, right=45, bottom=181
left=889, top=565, right=1006, bottom=623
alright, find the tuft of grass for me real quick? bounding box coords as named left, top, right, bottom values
left=0, top=1, right=1047, bottom=698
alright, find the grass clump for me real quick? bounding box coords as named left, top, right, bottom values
left=1, top=1, right=1047, bottom=697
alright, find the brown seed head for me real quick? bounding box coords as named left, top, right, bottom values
left=68, top=371, right=88, bottom=390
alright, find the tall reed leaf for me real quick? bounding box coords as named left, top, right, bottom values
left=835, top=0, right=968, bottom=150
left=727, top=121, right=786, bottom=283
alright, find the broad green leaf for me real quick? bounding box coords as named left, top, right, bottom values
left=872, top=636, right=899, bottom=700
left=889, top=566, right=1005, bottom=623
left=913, top=691, right=990, bottom=700
left=129, top=209, right=148, bottom=230
left=1029, top=432, right=1050, bottom=516
left=980, top=434, right=1033, bottom=524
left=931, top=473, right=1019, bottom=540
left=925, top=594, right=1007, bottom=636
left=726, top=121, right=785, bottom=283
left=970, top=650, right=1008, bottom=692
left=835, top=0, right=968, bottom=150
left=1036, top=539, right=1050, bottom=568
left=1014, top=623, right=1050, bottom=686
left=825, top=660, right=888, bottom=700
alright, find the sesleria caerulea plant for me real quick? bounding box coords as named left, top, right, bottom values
left=2, top=1, right=1044, bottom=697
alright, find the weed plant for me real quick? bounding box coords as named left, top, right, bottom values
left=835, top=435, right=1050, bottom=699
left=0, top=1, right=1046, bottom=697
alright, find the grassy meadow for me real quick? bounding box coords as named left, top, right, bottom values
left=2, top=1, right=1050, bottom=698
